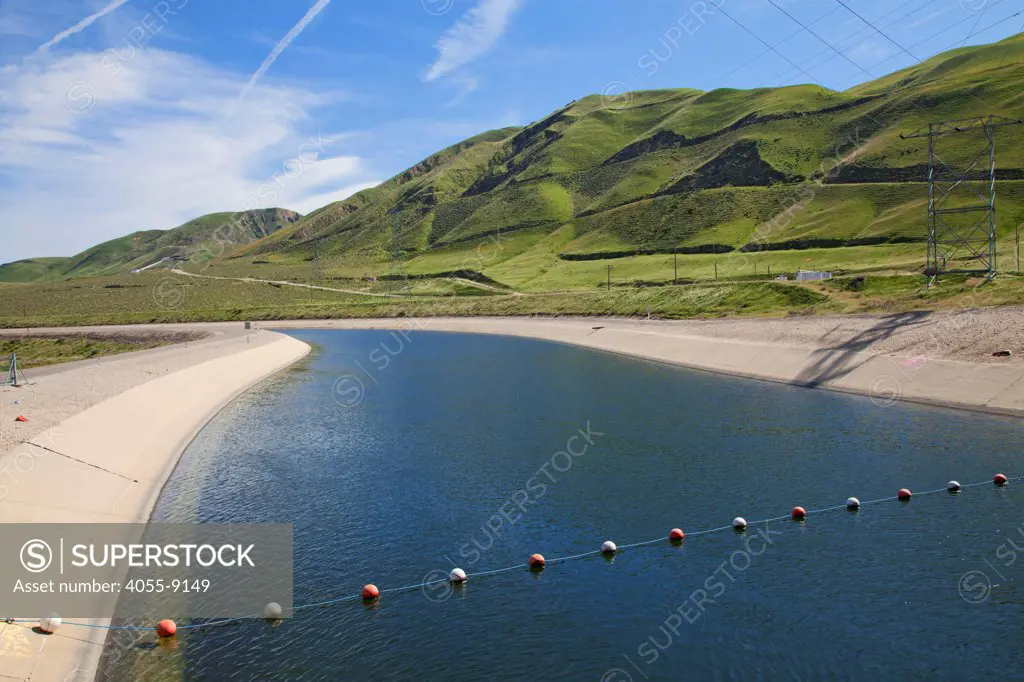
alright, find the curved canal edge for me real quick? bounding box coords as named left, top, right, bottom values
left=0, top=330, right=310, bottom=682
left=269, top=317, right=1024, bottom=418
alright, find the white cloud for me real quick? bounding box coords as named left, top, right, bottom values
left=445, top=74, right=479, bottom=107
left=904, top=7, right=952, bottom=31
left=0, top=48, right=377, bottom=261
left=36, top=0, right=135, bottom=52
left=425, top=0, right=521, bottom=82
left=239, top=0, right=332, bottom=102
left=287, top=181, right=380, bottom=215
left=847, top=37, right=893, bottom=64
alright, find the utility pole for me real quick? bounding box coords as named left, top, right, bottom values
left=673, top=248, right=678, bottom=284
left=606, top=264, right=612, bottom=291
left=900, top=115, right=1024, bottom=282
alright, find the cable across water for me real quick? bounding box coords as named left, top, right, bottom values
left=11, top=473, right=1017, bottom=634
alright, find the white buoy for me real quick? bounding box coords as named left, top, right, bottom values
left=846, top=497, right=860, bottom=510
left=449, top=568, right=467, bottom=583
left=948, top=480, right=961, bottom=493
left=732, top=517, right=747, bottom=530
left=38, top=614, right=61, bottom=633
left=601, top=540, right=617, bottom=554
left=263, top=602, right=283, bottom=620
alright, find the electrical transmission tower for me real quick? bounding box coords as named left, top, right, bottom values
left=901, top=115, right=1024, bottom=281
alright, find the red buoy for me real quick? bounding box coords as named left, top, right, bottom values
left=669, top=528, right=685, bottom=542
left=361, top=584, right=379, bottom=600
left=155, top=619, right=176, bottom=638
left=994, top=473, right=1008, bottom=487
left=791, top=506, right=807, bottom=521
left=528, top=553, right=545, bottom=569
left=898, top=488, right=912, bottom=501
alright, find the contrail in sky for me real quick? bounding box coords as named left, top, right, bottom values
left=37, top=0, right=134, bottom=52
left=239, top=0, right=332, bottom=101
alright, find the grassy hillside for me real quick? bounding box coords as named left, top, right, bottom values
left=0, top=257, right=70, bottom=283
left=0, top=208, right=302, bottom=282
left=3, top=270, right=1024, bottom=329
left=2, top=35, right=1024, bottom=326
left=215, top=33, right=1023, bottom=288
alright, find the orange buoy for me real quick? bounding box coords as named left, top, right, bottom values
left=791, top=506, right=807, bottom=521
left=361, top=584, right=379, bottom=600
left=898, top=488, right=912, bottom=501
left=528, top=553, right=545, bottom=569
left=669, top=528, right=685, bottom=542
left=155, top=619, right=177, bottom=638
left=994, top=473, right=1008, bottom=487
left=14, top=415, right=28, bottom=423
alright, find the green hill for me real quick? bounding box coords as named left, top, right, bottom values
left=0, top=257, right=71, bottom=283
left=212, top=33, right=1024, bottom=289
left=1, top=208, right=302, bottom=282
left=6, top=34, right=1024, bottom=295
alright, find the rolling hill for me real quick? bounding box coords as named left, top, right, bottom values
left=4, top=34, right=1024, bottom=294
left=0, top=208, right=302, bottom=282
left=221, top=33, right=1024, bottom=288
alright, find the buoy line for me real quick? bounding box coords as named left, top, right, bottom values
left=10, top=473, right=1015, bottom=637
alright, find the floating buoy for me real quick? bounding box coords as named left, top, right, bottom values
left=38, top=615, right=61, bottom=633
left=948, top=480, right=961, bottom=493
left=156, top=619, right=177, bottom=638
left=528, top=553, right=545, bottom=569
left=846, top=497, right=860, bottom=510
left=669, top=528, right=685, bottom=542
left=263, top=602, right=282, bottom=620
left=994, top=473, right=1008, bottom=487
left=791, top=506, right=807, bottom=521
left=14, top=415, right=28, bottom=423
left=361, top=584, right=379, bottom=601
left=732, top=517, right=747, bottom=530
left=898, top=488, right=912, bottom=501
left=449, top=568, right=467, bottom=584
left=601, top=541, right=617, bottom=555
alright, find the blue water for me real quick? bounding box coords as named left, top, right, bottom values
left=101, top=330, right=1024, bottom=681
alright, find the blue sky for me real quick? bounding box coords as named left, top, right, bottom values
left=1, top=0, right=1022, bottom=261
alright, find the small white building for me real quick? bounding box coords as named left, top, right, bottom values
left=795, top=270, right=832, bottom=282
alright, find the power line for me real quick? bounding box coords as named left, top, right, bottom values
left=842, top=0, right=1023, bottom=123
left=709, top=3, right=935, bottom=205
left=910, top=0, right=1012, bottom=49
left=861, top=0, right=1016, bottom=70
left=769, top=0, right=945, bottom=86
left=712, top=3, right=847, bottom=84
left=961, top=3, right=989, bottom=48
left=759, top=0, right=1014, bottom=155
left=744, top=0, right=1020, bottom=272
left=760, top=0, right=877, bottom=80
left=942, top=6, right=1024, bottom=48
left=832, top=0, right=924, bottom=62
left=715, top=4, right=834, bottom=84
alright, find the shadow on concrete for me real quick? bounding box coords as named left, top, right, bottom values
left=794, top=311, right=932, bottom=387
